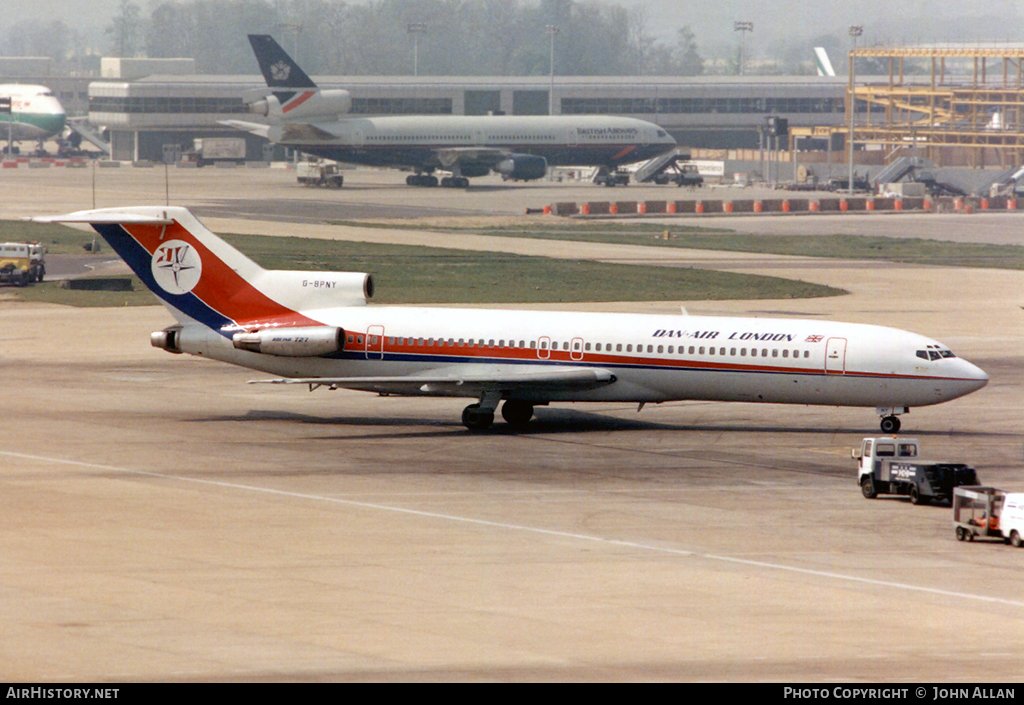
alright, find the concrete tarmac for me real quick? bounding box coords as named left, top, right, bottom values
left=1, top=166, right=1023, bottom=681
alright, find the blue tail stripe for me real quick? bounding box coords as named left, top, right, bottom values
left=94, top=223, right=235, bottom=334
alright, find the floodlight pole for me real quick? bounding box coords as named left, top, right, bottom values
left=546, top=25, right=560, bottom=115
left=408, top=23, right=428, bottom=76
left=848, top=25, right=863, bottom=195
left=734, top=22, right=753, bottom=76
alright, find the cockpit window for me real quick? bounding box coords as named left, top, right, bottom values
left=917, top=347, right=957, bottom=361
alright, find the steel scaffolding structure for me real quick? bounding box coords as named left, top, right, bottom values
left=799, top=45, right=1024, bottom=168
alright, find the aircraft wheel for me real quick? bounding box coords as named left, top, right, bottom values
left=860, top=477, right=877, bottom=499
left=456, top=177, right=469, bottom=188
left=501, top=400, right=534, bottom=429
left=425, top=175, right=438, bottom=187
left=406, top=174, right=419, bottom=186
left=462, top=403, right=494, bottom=431
left=440, top=176, right=452, bottom=187
left=880, top=415, right=901, bottom=434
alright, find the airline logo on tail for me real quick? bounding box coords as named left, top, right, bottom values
left=152, top=240, right=203, bottom=295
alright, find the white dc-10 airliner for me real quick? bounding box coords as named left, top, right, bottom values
left=36, top=207, right=988, bottom=432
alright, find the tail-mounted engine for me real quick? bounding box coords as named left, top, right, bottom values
left=249, top=89, right=352, bottom=123
left=232, top=326, right=345, bottom=357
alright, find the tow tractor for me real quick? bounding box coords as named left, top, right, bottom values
left=854, top=437, right=978, bottom=504
left=953, top=487, right=1024, bottom=546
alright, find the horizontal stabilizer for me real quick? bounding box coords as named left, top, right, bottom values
left=32, top=209, right=175, bottom=225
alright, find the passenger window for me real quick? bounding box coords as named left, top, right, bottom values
left=596, top=343, right=602, bottom=351
left=585, top=343, right=591, bottom=351
left=782, top=350, right=789, bottom=358
left=657, top=345, right=663, bottom=353
left=698, top=346, right=704, bottom=354
left=617, top=344, right=622, bottom=352
left=357, top=336, right=364, bottom=344
left=709, top=347, right=715, bottom=355
left=668, top=346, right=674, bottom=354
left=626, top=344, right=633, bottom=352
left=741, top=348, right=747, bottom=356
left=719, top=348, right=725, bottom=355
left=730, top=348, right=736, bottom=356
left=772, top=349, right=778, bottom=357
left=689, top=346, right=695, bottom=354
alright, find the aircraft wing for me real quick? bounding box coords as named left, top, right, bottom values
left=250, top=365, right=617, bottom=397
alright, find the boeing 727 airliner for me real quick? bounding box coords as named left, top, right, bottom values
left=35, top=207, right=988, bottom=432
left=224, top=35, right=677, bottom=187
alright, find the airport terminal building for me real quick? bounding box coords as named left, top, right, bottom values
left=85, top=70, right=848, bottom=162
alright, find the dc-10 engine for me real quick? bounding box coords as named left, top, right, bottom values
left=249, top=89, right=352, bottom=122
left=231, top=326, right=346, bottom=357
left=494, top=154, right=548, bottom=181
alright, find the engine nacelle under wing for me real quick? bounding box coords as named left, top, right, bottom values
left=493, top=154, right=548, bottom=181
left=251, top=89, right=352, bottom=122
left=232, top=326, right=346, bottom=357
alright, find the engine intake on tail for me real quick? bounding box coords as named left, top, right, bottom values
left=250, top=89, right=352, bottom=122
left=232, top=326, right=346, bottom=357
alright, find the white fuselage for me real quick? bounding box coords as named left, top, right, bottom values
left=266, top=114, right=677, bottom=170
left=0, top=84, right=66, bottom=142
left=179, top=305, right=988, bottom=409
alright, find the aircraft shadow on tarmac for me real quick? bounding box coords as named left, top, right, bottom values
left=187, top=406, right=1011, bottom=442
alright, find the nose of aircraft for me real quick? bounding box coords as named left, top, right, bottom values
left=958, top=358, right=989, bottom=393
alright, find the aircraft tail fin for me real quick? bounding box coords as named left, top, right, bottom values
left=814, top=47, right=837, bottom=77
left=33, top=207, right=373, bottom=333
left=248, top=34, right=317, bottom=90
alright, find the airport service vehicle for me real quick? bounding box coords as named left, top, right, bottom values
left=34, top=206, right=989, bottom=432
left=653, top=164, right=704, bottom=188
left=0, top=84, right=66, bottom=153
left=223, top=35, right=677, bottom=188
left=182, top=138, right=246, bottom=167
left=0, top=242, right=45, bottom=286
left=953, top=487, right=1024, bottom=546
left=296, top=160, right=344, bottom=188
left=854, top=437, right=978, bottom=504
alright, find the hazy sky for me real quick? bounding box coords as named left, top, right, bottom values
left=4, top=1, right=1023, bottom=52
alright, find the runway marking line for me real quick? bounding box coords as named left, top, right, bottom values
left=4, top=448, right=1023, bottom=610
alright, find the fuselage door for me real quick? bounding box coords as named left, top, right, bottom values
left=366, top=325, right=385, bottom=359
left=825, top=337, right=847, bottom=374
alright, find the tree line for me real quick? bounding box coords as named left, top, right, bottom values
left=4, top=0, right=705, bottom=78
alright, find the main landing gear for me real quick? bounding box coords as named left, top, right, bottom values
left=405, top=172, right=469, bottom=188
left=877, top=406, right=907, bottom=434
left=461, top=398, right=535, bottom=431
